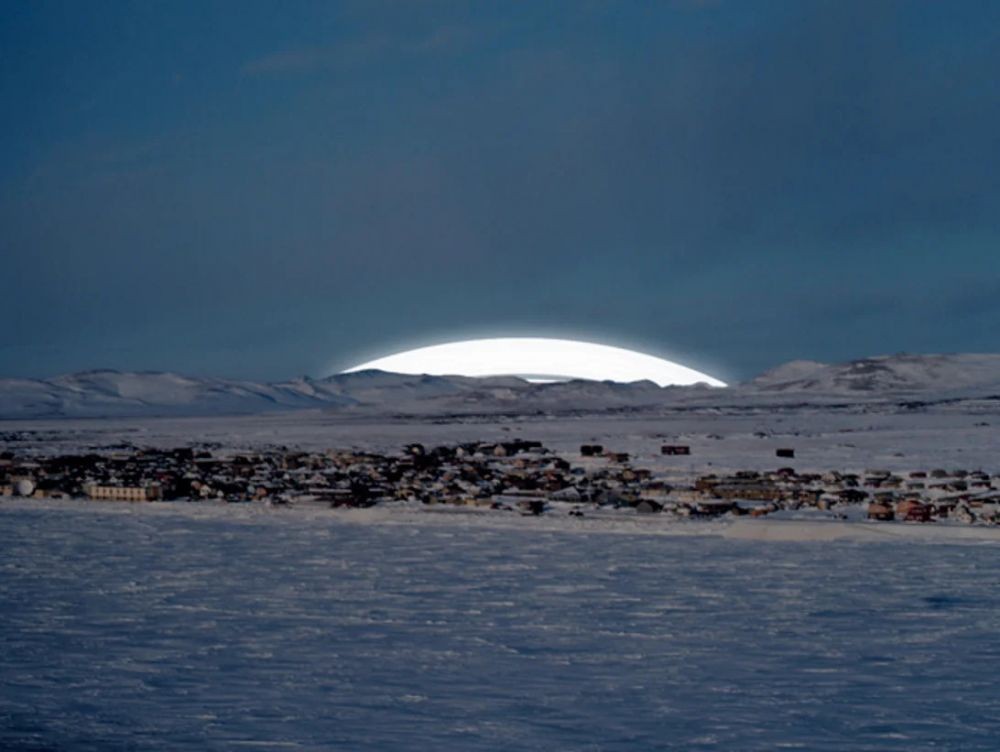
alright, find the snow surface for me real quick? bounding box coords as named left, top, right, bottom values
left=2, top=499, right=1000, bottom=751
left=5, top=401, right=1000, bottom=474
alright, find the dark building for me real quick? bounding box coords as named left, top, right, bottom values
left=661, top=445, right=691, bottom=456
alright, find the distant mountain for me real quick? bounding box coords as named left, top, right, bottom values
left=0, top=370, right=356, bottom=419
left=0, top=368, right=711, bottom=419
left=3, top=353, right=1000, bottom=419
left=748, top=354, right=1000, bottom=395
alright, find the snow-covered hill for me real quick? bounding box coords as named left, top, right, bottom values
left=0, top=370, right=350, bottom=419
left=748, top=353, right=1000, bottom=395
left=3, top=353, right=1000, bottom=419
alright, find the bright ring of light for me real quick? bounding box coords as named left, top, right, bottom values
left=342, top=338, right=726, bottom=387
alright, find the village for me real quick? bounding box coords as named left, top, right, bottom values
left=2, top=439, right=999, bottom=526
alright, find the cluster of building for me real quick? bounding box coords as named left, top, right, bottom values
left=2, top=441, right=999, bottom=525
left=673, top=466, right=1000, bottom=524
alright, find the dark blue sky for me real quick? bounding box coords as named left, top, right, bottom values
left=3, top=1, right=999, bottom=382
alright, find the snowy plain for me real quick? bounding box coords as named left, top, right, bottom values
left=5, top=400, right=1000, bottom=474
left=2, top=497, right=1000, bottom=751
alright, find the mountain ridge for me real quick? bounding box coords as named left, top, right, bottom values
left=3, top=353, right=1000, bottom=419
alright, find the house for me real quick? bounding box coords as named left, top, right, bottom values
left=550, top=486, right=581, bottom=502
left=661, top=445, right=691, bottom=456
left=635, top=499, right=663, bottom=514
left=84, top=484, right=161, bottom=502
left=839, top=488, right=869, bottom=503
left=580, top=444, right=604, bottom=457
left=693, top=500, right=739, bottom=517
left=896, top=499, right=932, bottom=522
left=867, top=502, right=894, bottom=521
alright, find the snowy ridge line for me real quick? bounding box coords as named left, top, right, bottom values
left=4, top=352, right=1000, bottom=418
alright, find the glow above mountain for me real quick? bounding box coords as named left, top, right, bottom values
left=342, top=338, right=726, bottom=387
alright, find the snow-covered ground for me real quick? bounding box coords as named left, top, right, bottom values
left=4, top=401, right=1000, bottom=474
left=2, top=498, right=999, bottom=751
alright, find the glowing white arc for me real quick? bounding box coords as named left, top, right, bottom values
left=343, top=338, right=726, bottom=387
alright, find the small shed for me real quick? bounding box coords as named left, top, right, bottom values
left=661, top=445, right=691, bottom=456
